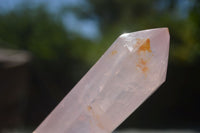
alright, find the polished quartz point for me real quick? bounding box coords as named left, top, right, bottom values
left=34, top=28, right=170, bottom=133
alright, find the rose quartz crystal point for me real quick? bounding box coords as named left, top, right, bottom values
left=34, top=28, right=170, bottom=133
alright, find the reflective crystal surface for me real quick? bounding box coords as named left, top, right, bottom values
left=34, top=28, right=170, bottom=133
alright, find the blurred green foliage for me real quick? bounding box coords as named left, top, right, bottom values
left=0, top=0, right=200, bottom=65
left=87, top=0, right=200, bottom=63
left=0, top=0, right=199, bottom=64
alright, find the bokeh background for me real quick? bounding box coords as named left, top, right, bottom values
left=0, top=0, right=200, bottom=132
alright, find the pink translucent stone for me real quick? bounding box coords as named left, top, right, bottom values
left=34, top=28, right=170, bottom=133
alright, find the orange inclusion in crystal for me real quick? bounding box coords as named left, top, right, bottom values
left=136, top=38, right=152, bottom=74
left=139, top=58, right=147, bottom=66
left=138, top=38, right=152, bottom=53
left=111, top=50, right=117, bottom=55
left=136, top=63, right=149, bottom=73
left=142, top=66, right=148, bottom=73
left=87, top=105, right=105, bottom=130
left=87, top=106, right=92, bottom=111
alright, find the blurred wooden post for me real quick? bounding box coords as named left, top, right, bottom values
left=0, top=49, right=31, bottom=130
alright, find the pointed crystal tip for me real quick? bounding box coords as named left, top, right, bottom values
left=33, top=28, right=170, bottom=133
left=117, top=28, right=169, bottom=84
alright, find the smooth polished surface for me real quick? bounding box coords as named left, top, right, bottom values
left=34, top=28, right=170, bottom=133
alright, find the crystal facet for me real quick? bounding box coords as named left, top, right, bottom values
left=34, top=28, right=170, bottom=133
